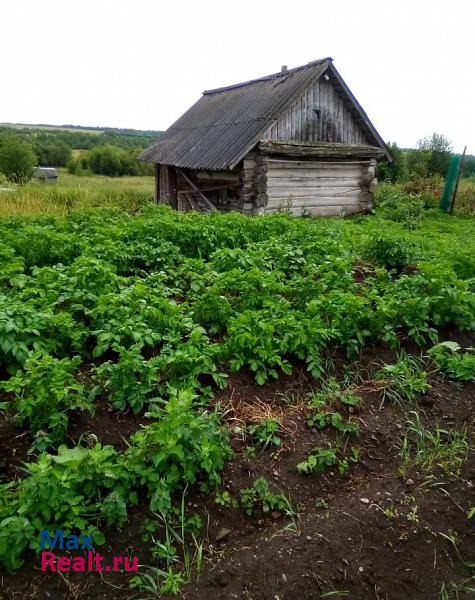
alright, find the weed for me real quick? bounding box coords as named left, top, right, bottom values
left=406, top=507, right=419, bottom=523
left=239, top=477, right=293, bottom=517
left=242, top=446, right=256, bottom=459
left=375, top=353, right=430, bottom=403
left=307, top=410, right=359, bottom=435
left=308, top=378, right=362, bottom=410
left=338, top=448, right=360, bottom=475
left=276, top=390, right=304, bottom=406
left=247, top=417, right=281, bottom=449
left=215, top=490, right=236, bottom=508
left=382, top=506, right=398, bottom=520
left=428, top=341, right=475, bottom=381
left=297, top=448, right=338, bottom=474
left=130, top=566, right=185, bottom=597
left=401, top=411, right=468, bottom=475
left=298, top=444, right=359, bottom=476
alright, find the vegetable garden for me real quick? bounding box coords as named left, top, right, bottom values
left=0, top=195, right=474, bottom=599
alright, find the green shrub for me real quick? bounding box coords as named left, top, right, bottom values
left=376, top=185, right=424, bottom=228
left=124, top=390, right=231, bottom=515
left=95, top=344, right=158, bottom=414
left=1, top=354, right=94, bottom=450
left=364, top=235, right=416, bottom=271
left=428, top=341, right=475, bottom=381
left=0, top=444, right=128, bottom=571
left=89, top=145, right=140, bottom=177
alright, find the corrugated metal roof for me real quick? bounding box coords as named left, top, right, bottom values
left=140, top=59, right=331, bottom=170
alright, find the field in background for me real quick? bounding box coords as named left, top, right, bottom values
left=0, top=123, right=103, bottom=134
left=0, top=168, right=154, bottom=216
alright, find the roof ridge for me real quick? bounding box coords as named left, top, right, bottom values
left=203, top=57, right=333, bottom=95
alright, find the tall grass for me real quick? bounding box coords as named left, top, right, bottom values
left=0, top=170, right=154, bottom=216
left=399, top=175, right=475, bottom=213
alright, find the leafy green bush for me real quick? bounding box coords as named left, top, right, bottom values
left=428, top=341, right=475, bottom=381
left=35, top=140, right=72, bottom=167
left=0, top=295, right=85, bottom=371
left=88, top=145, right=140, bottom=176
left=364, top=235, right=416, bottom=271
left=0, top=444, right=128, bottom=571
left=375, top=185, right=424, bottom=228
left=1, top=354, right=94, bottom=450
left=124, top=390, right=231, bottom=514
left=95, top=344, right=158, bottom=414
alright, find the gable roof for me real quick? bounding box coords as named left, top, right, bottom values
left=140, top=58, right=389, bottom=169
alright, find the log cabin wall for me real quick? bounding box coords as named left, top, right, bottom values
left=240, top=151, right=256, bottom=214
left=261, top=155, right=377, bottom=217
left=265, top=73, right=370, bottom=145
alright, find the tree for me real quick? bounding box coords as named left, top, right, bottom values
left=35, top=141, right=72, bottom=167
left=406, top=147, right=431, bottom=178
left=416, top=133, right=452, bottom=177
left=0, top=136, right=37, bottom=183
left=461, top=155, right=475, bottom=179
left=376, top=142, right=407, bottom=183
left=88, top=145, right=142, bottom=176
left=88, top=145, right=123, bottom=176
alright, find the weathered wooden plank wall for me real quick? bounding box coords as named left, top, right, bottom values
left=154, top=164, right=160, bottom=203
left=158, top=165, right=177, bottom=207
left=263, top=157, right=376, bottom=216
left=265, top=75, right=369, bottom=145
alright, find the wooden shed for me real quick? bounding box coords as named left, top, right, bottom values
left=34, top=167, right=58, bottom=183
left=140, top=58, right=389, bottom=216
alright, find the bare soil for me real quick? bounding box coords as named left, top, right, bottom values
left=1, top=339, right=474, bottom=600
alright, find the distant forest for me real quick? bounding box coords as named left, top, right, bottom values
left=0, top=123, right=162, bottom=151
left=0, top=123, right=164, bottom=179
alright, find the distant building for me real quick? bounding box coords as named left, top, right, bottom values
left=34, top=167, right=58, bottom=183
left=141, top=58, right=389, bottom=216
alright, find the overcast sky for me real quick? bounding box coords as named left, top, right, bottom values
left=1, top=0, right=474, bottom=152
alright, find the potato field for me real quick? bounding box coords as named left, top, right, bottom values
left=0, top=196, right=474, bottom=599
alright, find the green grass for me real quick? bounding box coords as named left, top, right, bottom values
left=401, top=411, right=468, bottom=475
left=0, top=168, right=154, bottom=216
